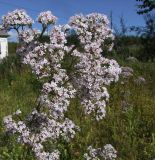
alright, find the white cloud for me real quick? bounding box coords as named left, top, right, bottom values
left=8, top=31, right=18, bottom=42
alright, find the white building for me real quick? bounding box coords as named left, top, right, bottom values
left=0, top=30, right=9, bottom=59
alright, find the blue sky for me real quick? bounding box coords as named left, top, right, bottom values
left=0, top=0, right=146, bottom=41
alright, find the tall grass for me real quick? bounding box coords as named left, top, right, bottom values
left=0, top=54, right=155, bottom=159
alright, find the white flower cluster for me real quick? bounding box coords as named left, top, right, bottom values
left=69, top=13, right=114, bottom=50
left=84, top=144, right=117, bottom=160
left=37, top=11, right=57, bottom=26
left=19, top=29, right=39, bottom=43
left=121, top=66, right=133, bottom=79
left=1, top=9, right=33, bottom=30
left=23, top=43, right=51, bottom=78
left=22, top=26, right=77, bottom=120
left=69, top=13, right=121, bottom=120
left=4, top=110, right=79, bottom=160
left=2, top=10, right=121, bottom=160
left=72, top=49, right=121, bottom=120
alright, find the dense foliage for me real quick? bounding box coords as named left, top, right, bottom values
left=136, top=0, right=155, bottom=14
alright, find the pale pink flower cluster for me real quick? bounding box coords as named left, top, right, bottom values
left=23, top=43, right=51, bottom=78
left=84, top=144, right=117, bottom=160
left=69, top=13, right=121, bottom=120
left=19, top=29, right=39, bottom=43
left=4, top=110, right=79, bottom=160
left=71, top=49, right=121, bottom=120
left=69, top=13, right=114, bottom=50
left=37, top=11, right=57, bottom=25
left=1, top=9, right=33, bottom=30
left=22, top=26, right=77, bottom=120
left=2, top=10, right=121, bottom=160
left=121, top=66, right=133, bottom=78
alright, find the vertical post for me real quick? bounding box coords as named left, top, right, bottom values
left=6, top=38, right=8, bottom=57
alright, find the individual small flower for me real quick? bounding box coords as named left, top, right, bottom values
left=101, top=144, right=117, bottom=160
left=126, top=56, right=138, bottom=63
left=14, top=109, right=22, bottom=115
left=60, top=118, right=80, bottom=140
left=134, top=76, right=146, bottom=85
left=84, top=144, right=117, bottom=160
left=121, top=66, right=133, bottom=78
left=3, top=115, right=16, bottom=132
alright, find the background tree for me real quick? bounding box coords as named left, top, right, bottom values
left=140, top=14, right=155, bottom=61
left=136, top=0, right=155, bottom=14
left=130, top=13, right=155, bottom=61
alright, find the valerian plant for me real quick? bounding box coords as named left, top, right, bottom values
left=1, top=9, right=121, bottom=160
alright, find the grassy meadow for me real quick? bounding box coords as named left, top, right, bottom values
left=0, top=51, right=155, bottom=159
